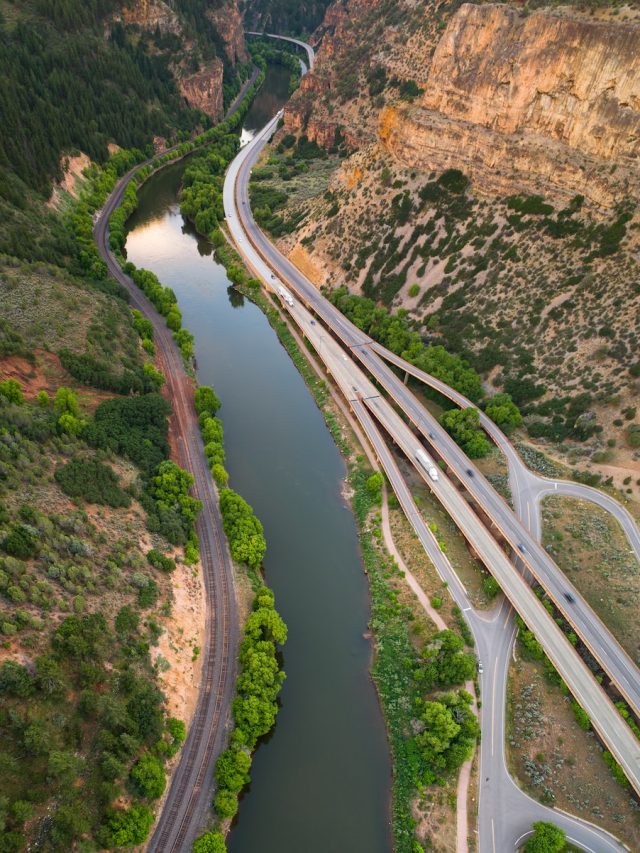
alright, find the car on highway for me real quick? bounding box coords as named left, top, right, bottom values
left=466, top=468, right=474, bottom=477
left=477, top=660, right=484, bottom=674
left=517, top=544, right=526, bottom=553
left=564, top=592, right=575, bottom=603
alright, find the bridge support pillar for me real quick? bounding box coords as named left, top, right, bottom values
left=403, top=371, right=409, bottom=385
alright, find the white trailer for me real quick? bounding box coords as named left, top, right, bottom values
left=415, top=448, right=439, bottom=482
left=277, top=285, right=294, bottom=307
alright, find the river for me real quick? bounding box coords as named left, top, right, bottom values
left=125, top=63, right=392, bottom=853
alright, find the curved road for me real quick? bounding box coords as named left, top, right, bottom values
left=94, top=137, right=241, bottom=851
left=222, top=62, right=637, bottom=851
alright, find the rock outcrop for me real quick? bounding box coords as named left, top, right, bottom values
left=112, top=0, right=181, bottom=34
left=379, top=4, right=640, bottom=207
left=178, top=59, right=225, bottom=122
left=208, top=3, right=249, bottom=66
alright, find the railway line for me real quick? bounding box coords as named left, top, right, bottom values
left=94, top=147, right=239, bottom=851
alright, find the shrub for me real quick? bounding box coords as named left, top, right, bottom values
left=55, top=458, right=131, bottom=508
left=483, top=577, right=500, bottom=599
left=0, top=379, right=24, bottom=404
left=570, top=700, right=591, bottom=731
left=3, top=524, right=39, bottom=559
left=130, top=752, right=166, bottom=799
left=147, top=549, right=176, bottom=573
left=84, top=393, right=171, bottom=477
left=195, top=385, right=221, bottom=416
left=193, top=831, right=227, bottom=853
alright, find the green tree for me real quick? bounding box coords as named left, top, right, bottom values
left=0, top=379, right=24, bottom=404
left=104, top=803, right=154, bottom=847
left=54, top=386, right=79, bottom=416
left=485, top=393, right=522, bottom=431
left=524, top=821, right=567, bottom=852
left=130, top=752, right=166, bottom=799
left=418, top=630, right=476, bottom=688
left=195, top=385, right=221, bottom=416
left=193, top=831, right=227, bottom=853
left=439, top=408, right=491, bottom=458
left=213, top=788, right=238, bottom=819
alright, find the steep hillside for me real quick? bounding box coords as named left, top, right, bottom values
left=258, top=0, right=640, bottom=488
left=0, top=255, right=207, bottom=850
left=240, top=0, right=333, bottom=34
left=0, top=0, right=248, bottom=196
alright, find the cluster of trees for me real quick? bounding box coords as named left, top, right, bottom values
left=219, top=489, right=267, bottom=570
left=196, top=385, right=230, bottom=488
left=54, top=457, right=131, bottom=508
left=59, top=348, right=162, bottom=396
left=484, top=392, right=522, bottom=431
left=84, top=393, right=171, bottom=477
left=180, top=138, right=238, bottom=235
left=214, top=586, right=287, bottom=820
left=439, top=408, right=491, bottom=459
left=415, top=689, right=479, bottom=784
left=242, top=0, right=332, bottom=34
left=124, top=264, right=196, bottom=362
left=410, top=627, right=480, bottom=787
left=416, top=629, right=476, bottom=690
left=150, top=461, right=201, bottom=561
left=0, top=601, right=185, bottom=850
left=328, top=287, right=485, bottom=402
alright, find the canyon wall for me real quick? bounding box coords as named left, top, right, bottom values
left=113, top=0, right=247, bottom=122
left=178, top=59, right=225, bottom=121
left=379, top=4, right=640, bottom=207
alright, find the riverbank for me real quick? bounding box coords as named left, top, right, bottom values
left=123, top=64, right=392, bottom=853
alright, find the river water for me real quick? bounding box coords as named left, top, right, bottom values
left=125, top=64, right=392, bottom=853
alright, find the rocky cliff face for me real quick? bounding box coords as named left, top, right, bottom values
left=208, top=3, right=249, bottom=66
left=178, top=59, right=225, bottom=122
left=112, top=0, right=247, bottom=122
left=113, top=0, right=181, bottom=34
left=380, top=4, right=640, bottom=207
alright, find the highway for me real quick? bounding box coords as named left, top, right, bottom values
left=375, top=345, right=640, bottom=563
left=225, top=104, right=640, bottom=724
left=223, top=67, right=639, bottom=849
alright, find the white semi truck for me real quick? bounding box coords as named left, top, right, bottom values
left=277, top=285, right=294, bottom=307
left=415, top=448, right=439, bottom=482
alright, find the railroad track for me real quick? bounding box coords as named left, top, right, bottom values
left=94, top=159, right=239, bottom=852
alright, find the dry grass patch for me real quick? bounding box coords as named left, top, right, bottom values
left=506, top=656, right=640, bottom=849
left=542, top=494, right=640, bottom=662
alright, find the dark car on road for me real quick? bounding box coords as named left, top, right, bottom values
left=564, top=592, right=575, bottom=603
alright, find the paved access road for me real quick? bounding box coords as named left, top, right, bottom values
left=94, top=142, right=240, bottom=853
left=223, top=79, right=638, bottom=849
